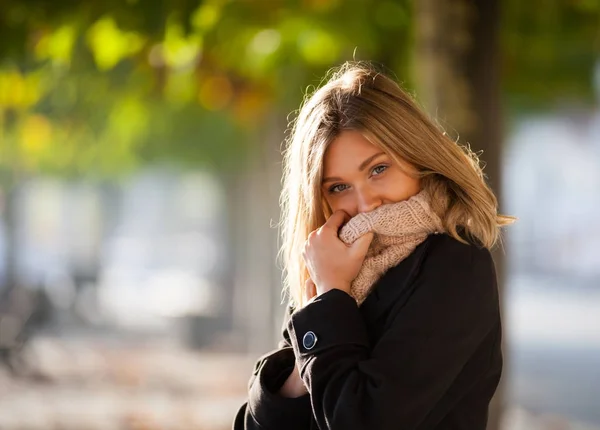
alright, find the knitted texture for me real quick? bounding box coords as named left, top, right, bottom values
left=339, top=190, right=444, bottom=305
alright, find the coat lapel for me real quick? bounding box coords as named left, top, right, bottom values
left=359, top=235, right=436, bottom=342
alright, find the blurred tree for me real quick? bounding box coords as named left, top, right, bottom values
left=1, top=0, right=594, bottom=206
left=0, top=0, right=414, bottom=351
left=412, top=0, right=600, bottom=428
left=414, top=1, right=506, bottom=428
left=0, top=0, right=414, bottom=173
left=503, top=0, right=600, bottom=111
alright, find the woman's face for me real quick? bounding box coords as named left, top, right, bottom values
left=321, top=130, right=421, bottom=218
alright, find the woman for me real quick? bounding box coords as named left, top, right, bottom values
left=233, top=62, right=514, bottom=430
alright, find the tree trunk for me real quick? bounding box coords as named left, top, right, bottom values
left=229, top=115, right=286, bottom=354
left=414, top=1, right=506, bottom=429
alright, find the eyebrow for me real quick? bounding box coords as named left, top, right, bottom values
left=322, top=152, right=386, bottom=184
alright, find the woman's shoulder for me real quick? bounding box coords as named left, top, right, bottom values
left=424, top=232, right=494, bottom=267
left=418, top=232, right=497, bottom=290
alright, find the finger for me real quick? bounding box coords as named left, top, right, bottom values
left=303, top=278, right=317, bottom=306
left=350, top=232, right=374, bottom=258
left=322, top=210, right=350, bottom=232
left=303, top=279, right=310, bottom=303
left=307, top=279, right=316, bottom=298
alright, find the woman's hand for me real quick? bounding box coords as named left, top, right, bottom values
left=280, top=220, right=372, bottom=400
left=303, top=278, right=317, bottom=307
left=302, top=210, right=374, bottom=297
left=278, top=363, right=308, bottom=398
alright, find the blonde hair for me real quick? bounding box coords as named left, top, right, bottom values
left=279, top=61, right=514, bottom=308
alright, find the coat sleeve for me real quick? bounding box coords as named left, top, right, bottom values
left=286, top=239, right=500, bottom=430
left=233, top=310, right=313, bottom=430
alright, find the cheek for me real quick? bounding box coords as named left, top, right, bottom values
left=324, top=196, right=341, bottom=212
left=324, top=194, right=353, bottom=214
left=381, top=170, right=421, bottom=201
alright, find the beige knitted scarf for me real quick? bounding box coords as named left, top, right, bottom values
left=338, top=190, right=444, bottom=305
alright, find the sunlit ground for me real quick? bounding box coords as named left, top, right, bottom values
left=1, top=275, right=599, bottom=430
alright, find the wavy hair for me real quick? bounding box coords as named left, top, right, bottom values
left=279, top=61, right=514, bottom=308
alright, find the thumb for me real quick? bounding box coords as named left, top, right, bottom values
left=323, top=210, right=350, bottom=232
left=350, top=232, right=374, bottom=259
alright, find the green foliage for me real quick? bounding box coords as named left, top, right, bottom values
left=0, top=0, right=597, bottom=178
left=0, top=0, right=413, bottom=178
left=502, top=0, right=600, bottom=111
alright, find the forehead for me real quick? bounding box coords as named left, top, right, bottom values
left=323, top=130, right=383, bottom=172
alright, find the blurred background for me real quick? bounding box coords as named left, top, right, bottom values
left=0, top=0, right=598, bottom=429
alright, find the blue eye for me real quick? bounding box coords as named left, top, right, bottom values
left=329, top=184, right=349, bottom=194
left=372, top=165, right=388, bottom=175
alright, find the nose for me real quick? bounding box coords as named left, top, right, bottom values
left=356, top=187, right=382, bottom=214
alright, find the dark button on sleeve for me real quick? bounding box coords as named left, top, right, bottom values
left=302, top=331, right=318, bottom=350
left=287, top=289, right=370, bottom=373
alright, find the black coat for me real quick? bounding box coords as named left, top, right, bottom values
left=233, top=233, right=502, bottom=430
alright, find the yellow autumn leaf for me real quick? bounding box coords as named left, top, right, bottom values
left=19, top=114, right=53, bottom=161
left=86, top=17, right=145, bottom=70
